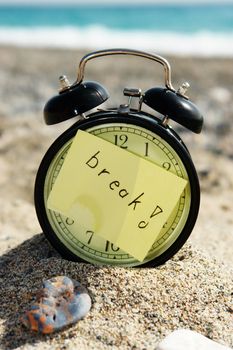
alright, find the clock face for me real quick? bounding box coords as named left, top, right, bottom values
left=43, top=122, right=191, bottom=267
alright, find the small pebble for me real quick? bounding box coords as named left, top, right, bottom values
left=21, top=276, right=91, bottom=334
left=156, top=329, right=231, bottom=350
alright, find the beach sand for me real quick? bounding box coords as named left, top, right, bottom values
left=0, top=46, right=232, bottom=349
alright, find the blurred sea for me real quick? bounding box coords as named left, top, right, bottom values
left=0, top=4, right=233, bottom=56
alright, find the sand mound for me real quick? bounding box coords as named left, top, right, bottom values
left=0, top=235, right=232, bottom=349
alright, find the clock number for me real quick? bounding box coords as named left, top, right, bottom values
left=145, top=142, right=149, bottom=157
left=162, top=162, right=171, bottom=171
left=114, top=134, right=128, bottom=149
left=105, top=240, right=120, bottom=252
left=65, top=218, right=74, bottom=225
left=86, top=230, right=94, bottom=245
left=163, top=221, right=168, bottom=228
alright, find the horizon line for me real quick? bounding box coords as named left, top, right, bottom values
left=0, top=0, right=233, bottom=5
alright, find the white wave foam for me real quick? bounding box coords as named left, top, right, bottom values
left=0, top=26, right=233, bottom=56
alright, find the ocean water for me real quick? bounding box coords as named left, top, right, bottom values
left=0, top=4, right=233, bottom=56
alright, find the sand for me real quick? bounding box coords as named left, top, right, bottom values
left=0, top=46, right=232, bottom=349
left=0, top=237, right=232, bottom=349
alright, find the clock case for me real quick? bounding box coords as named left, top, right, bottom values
left=35, top=49, right=203, bottom=267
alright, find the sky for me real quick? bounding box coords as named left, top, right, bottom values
left=0, top=0, right=233, bottom=4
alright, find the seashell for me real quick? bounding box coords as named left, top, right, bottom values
left=21, top=276, right=91, bottom=334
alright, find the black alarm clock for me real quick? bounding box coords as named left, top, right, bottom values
left=34, top=49, right=203, bottom=267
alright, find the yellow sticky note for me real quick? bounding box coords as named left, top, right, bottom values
left=47, top=130, right=187, bottom=262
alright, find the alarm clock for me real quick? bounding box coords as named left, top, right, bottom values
left=34, top=49, right=203, bottom=267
